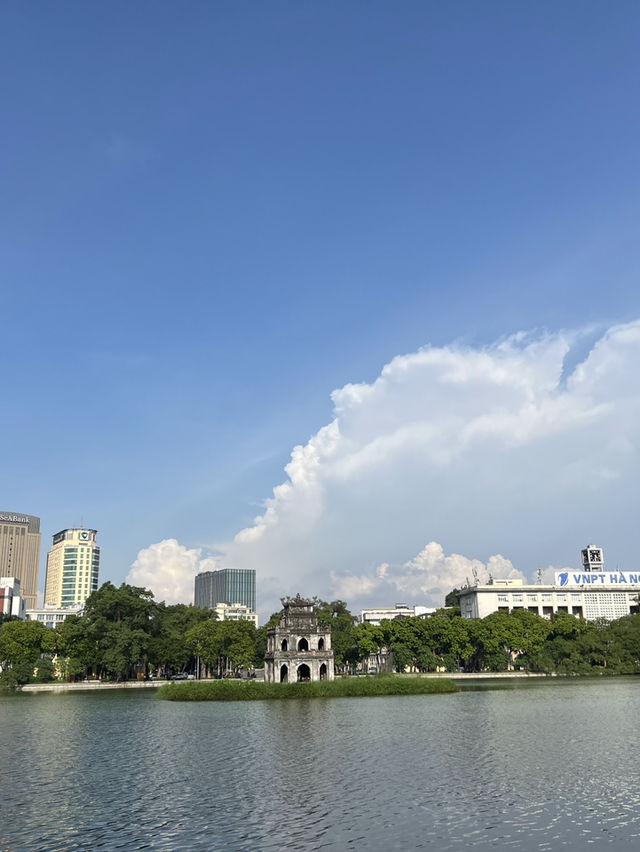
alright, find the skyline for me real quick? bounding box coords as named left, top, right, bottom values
left=3, top=3, right=640, bottom=618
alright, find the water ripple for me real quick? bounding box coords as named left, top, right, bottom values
left=2, top=681, right=640, bottom=849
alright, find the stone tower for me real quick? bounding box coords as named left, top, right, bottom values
left=264, top=594, right=334, bottom=683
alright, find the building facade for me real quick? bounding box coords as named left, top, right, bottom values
left=458, top=545, right=640, bottom=622
left=360, top=603, right=436, bottom=625
left=194, top=568, right=256, bottom=612
left=0, top=512, right=41, bottom=609
left=44, top=528, right=100, bottom=607
left=0, top=577, right=26, bottom=619
left=26, top=603, right=83, bottom=628
left=264, top=594, right=334, bottom=683
left=212, top=602, right=259, bottom=626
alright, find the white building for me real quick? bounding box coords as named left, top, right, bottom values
left=360, top=603, right=436, bottom=625
left=25, top=604, right=84, bottom=628
left=213, top=602, right=258, bottom=626
left=0, top=576, right=26, bottom=619
left=458, top=545, right=640, bottom=622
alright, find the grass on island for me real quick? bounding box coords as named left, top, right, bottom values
left=156, top=674, right=458, bottom=702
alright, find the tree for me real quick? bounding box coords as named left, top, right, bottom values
left=315, top=600, right=358, bottom=668
left=150, top=603, right=215, bottom=674
left=0, top=620, right=56, bottom=686
left=445, top=589, right=462, bottom=608
left=187, top=619, right=223, bottom=673
left=352, top=622, right=388, bottom=671
left=186, top=619, right=257, bottom=675
left=61, top=582, right=159, bottom=680
left=390, top=642, right=413, bottom=672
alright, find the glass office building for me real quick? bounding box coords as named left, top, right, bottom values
left=194, top=568, right=256, bottom=612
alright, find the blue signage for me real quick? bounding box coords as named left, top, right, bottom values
left=556, top=572, right=640, bottom=586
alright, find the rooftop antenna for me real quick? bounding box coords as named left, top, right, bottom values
left=536, top=567, right=543, bottom=585
left=472, top=566, right=479, bottom=585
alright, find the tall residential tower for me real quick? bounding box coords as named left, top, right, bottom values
left=44, top=528, right=100, bottom=608
left=0, top=512, right=41, bottom=609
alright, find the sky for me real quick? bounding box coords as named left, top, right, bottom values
left=3, top=2, right=640, bottom=619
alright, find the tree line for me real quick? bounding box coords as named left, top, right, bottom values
left=0, top=582, right=259, bottom=687
left=2, top=583, right=640, bottom=686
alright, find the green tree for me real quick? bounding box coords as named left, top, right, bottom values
left=0, top=620, right=56, bottom=686
left=315, top=600, right=358, bottom=668
left=150, top=603, right=215, bottom=674
left=62, top=582, right=160, bottom=680
left=187, top=619, right=257, bottom=675
left=444, top=589, right=462, bottom=608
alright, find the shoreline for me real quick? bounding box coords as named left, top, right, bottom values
left=19, top=680, right=169, bottom=693
left=17, top=671, right=554, bottom=694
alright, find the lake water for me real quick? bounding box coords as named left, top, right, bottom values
left=1, top=678, right=639, bottom=850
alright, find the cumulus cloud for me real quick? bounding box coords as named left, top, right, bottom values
left=330, top=542, right=525, bottom=608
left=131, top=321, right=640, bottom=617
left=221, top=320, right=640, bottom=615
left=126, top=539, right=217, bottom=605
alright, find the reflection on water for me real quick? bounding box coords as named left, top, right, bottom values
left=1, top=679, right=639, bottom=850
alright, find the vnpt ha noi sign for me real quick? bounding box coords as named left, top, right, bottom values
left=555, top=571, right=640, bottom=586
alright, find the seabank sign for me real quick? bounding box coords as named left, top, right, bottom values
left=556, top=571, right=640, bottom=586
left=0, top=514, right=29, bottom=524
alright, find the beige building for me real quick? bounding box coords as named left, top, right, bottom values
left=44, top=528, right=100, bottom=607
left=0, top=512, right=41, bottom=609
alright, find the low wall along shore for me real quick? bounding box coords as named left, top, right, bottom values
left=18, top=671, right=553, bottom=695
left=20, top=680, right=169, bottom=693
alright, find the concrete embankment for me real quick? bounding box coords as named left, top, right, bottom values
left=20, top=680, right=169, bottom=693
left=413, top=671, right=554, bottom=679
left=18, top=671, right=554, bottom=694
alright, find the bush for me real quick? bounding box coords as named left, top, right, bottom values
left=157, top=675, right=458, bottom=702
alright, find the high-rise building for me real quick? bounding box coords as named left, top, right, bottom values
left=194, top=568, right=256, bottom=612
left=44, top=528, right=100, bottom=607
left=0, top=512, right=41, bottom=609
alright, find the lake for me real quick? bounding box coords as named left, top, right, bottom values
left=1, top=678, right=639, bottom=850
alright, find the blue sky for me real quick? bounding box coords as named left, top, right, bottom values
left=3, top=2, right=640, bottom=616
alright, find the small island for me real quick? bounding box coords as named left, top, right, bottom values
left=157, top=675, right=458, bottom=701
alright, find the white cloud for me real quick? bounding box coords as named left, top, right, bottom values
left=330, top=542, right=524, bottom=608
left=126, top=538, right=217, bottom=605
left=220, top=320, right=640, bottom=616
left=131, top=320, right=640, bottom=618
